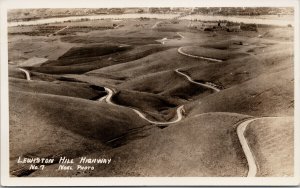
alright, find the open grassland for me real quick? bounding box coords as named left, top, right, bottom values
left=30, top=112, right=250, bottom=177
left=9, top=77, right=106, bottom=100
left=8, top=16, right=294, bottom=177
left=186, top=68, right=293, bottom=117
left=23, top=44, right=170, bottom=75
left=179, top=46, right=247, bottom=60
left=244, top=117, right=294, bottom=176
left=111, top=89, right=180, bottom=122
left=9, top=90, right=151, bottom=176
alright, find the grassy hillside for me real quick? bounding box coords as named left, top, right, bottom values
left=180, top=42, right=293, bottom=89
left=244, top=117, right=294, bottom=176
left=24, top=63, right=110, bottom=75
left=119, top=70, right=212, bottom=100
left=180, top=46, right=247, bottom=61
left=24, top=45, right=170, bottom=75
left=30, top=112, right=251, bottom=177
left=8, top=65, right=27, bottom=80
left=60, top=29, right=181, bottom=45
left=9, top=77, right=106, bottom=100
left=58, top=44, right=132, bottom=60
left=8, top=35, right=74, bottom=63
left=186, top=67, right=293, bottom=117
left=8, top=16, right=294, bottom=178
left=9, top=90, right=151, bottom=176
left=42, top=44, right=168, bottom=67
left=111, top=89, right=180, bottom=122
left=89, top=48, right=203, bottom=79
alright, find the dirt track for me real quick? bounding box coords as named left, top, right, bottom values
left=175, top=69, right=220, bottom=92
left=18, top=68, right=31, bottom=81
left=18, top=39, right=283, bottom=177
left=236, top=117, right=288, bottom=177
left=177, top=47, right=223, bottom=62
left=237, top=118, right=258, bottom=177
left=100, top=87, right=185, bottom=125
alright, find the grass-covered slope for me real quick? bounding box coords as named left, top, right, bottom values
left=9, top=90, right=151, bottom=176
left=186, top=68, right=293, bottom=117
left=244, top=117, right=294, bottom=176
left=30, top=112, right=251, bottom=177
left=9, top=77, right=106, bottom=100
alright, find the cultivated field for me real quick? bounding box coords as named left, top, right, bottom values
left=8, top=10, right=294, bottom=177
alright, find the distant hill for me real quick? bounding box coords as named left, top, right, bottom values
left=8, top=7, right=294, bottom=22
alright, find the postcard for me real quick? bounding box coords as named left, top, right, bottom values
left=1, top=0, right=299, bottom=186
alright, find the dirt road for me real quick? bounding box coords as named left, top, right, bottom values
left=175, top=69, right=220, bottom=92
left=18, top=68, right=31, bottom=81
left=151, top=21, right=162, bottom=29
left=237, top=117, right=289, bottom=177
left=98, top=87, right=115, bottom=105
left=132, top=106, right=184, bottom=124
left=54, top=26, right=69, bottom=35
left=237, top=118, right=258, bottom=177
left=100, top=87, right=185, bottom=125
left=177, top=47, right=223, bottom=62
left=176, top=32, right=185, bottom=39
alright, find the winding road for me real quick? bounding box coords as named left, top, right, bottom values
left=174, top=35, right=259, bottom=177
left=132, top=106, right=184, bottom=124
left=157, top=32, right=184, bottom=45
left=151, top=21, right=162, bottom=29
left=178, top=47, right=223, bottom=62
left=175, top=37, right=258, bottom=177
left=97, top=87, right=115, bottom=105
left=176, top=32, right=185, bottom=39
left=99, top=87, right=185, bottom=125
left=54, top=26, right=69, bottom=35
left=175, top=69, right=220, bottom=92
left=17, top=31, right=260, bottom=177
left=98, top=58, right=221, bottom=124
left=237, top=117, right=285, bottom=177
left=18, top=68, right=31, bottom=81
left=176, top=32, right=258, bottom=177
left=237, top=118, right=258, bottom=177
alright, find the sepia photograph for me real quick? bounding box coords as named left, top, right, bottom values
left=1, top=0, right=299, bottom=186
